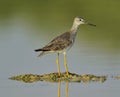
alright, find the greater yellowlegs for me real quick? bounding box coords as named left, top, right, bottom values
left=35, top=16, right=96, bottom=76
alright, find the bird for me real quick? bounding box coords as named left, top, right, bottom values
left=35, top=16, right=96, bottom=76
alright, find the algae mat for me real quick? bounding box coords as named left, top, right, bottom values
left=9, top=72, right=107, bottom=83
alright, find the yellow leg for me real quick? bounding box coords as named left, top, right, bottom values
left=63, top=52, right=69, bottom=76
left=56, top=53, right=60, bottom=76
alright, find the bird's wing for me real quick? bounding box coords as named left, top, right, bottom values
left=39, top=32, right=72, bottom=51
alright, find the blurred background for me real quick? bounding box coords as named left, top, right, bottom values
left=0, top=0, right=120, bottom=53
left=0, top=0, right=120, bottom=97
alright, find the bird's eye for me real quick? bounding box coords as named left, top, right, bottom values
left=79, top=19, right=82, bottom=21
left=80, top=18, right=84, bottom=22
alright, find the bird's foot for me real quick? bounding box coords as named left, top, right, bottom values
left=66, top=71, right=70, bottom=77
left=58, top=72, right=61, bottom=77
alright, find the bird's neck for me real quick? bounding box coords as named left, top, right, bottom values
left=69, top=23, right=80, bottom=41
left=70, top=23, right=80, bottom=35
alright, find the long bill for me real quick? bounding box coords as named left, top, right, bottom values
left=87, top=23, right=96, bottom=27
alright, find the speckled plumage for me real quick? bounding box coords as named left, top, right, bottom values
left=35, top=32, right=73, bottom=56
left=35, top=32, right=71, bottom=51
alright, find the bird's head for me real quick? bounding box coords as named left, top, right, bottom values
left=74, top=16, right=96, bottom=27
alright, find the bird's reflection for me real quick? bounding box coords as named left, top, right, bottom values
left=58, top=81, right=69, bottom=97
left=65, top=82, right=69, bottom=97
left=58, top=81, right=61, bottom=97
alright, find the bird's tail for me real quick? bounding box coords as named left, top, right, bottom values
left=34, top=48, right=49, bottom=57
left=34, top=49, right=42, bottom=52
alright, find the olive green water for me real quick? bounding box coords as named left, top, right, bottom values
left=0, top=0, right=120, bottom=97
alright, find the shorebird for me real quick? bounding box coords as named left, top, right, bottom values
left=35, top=16, right=96, bottom=76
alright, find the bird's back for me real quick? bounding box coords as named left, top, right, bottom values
left=35, top=32, right=72, bottom=52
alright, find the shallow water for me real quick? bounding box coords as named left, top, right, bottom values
left=0, top=1, right=120, bottom=97
left=0, top=33, right=120, bottom=97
